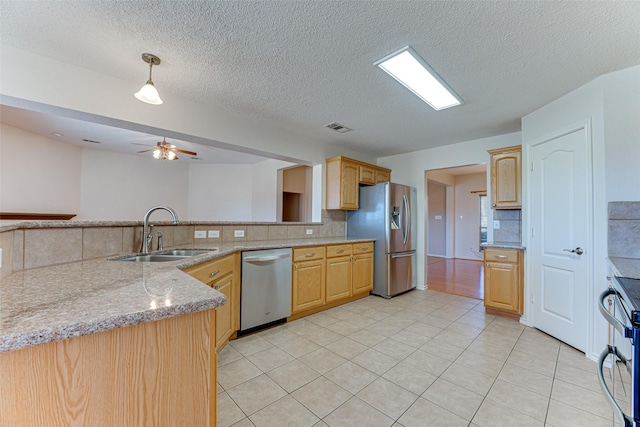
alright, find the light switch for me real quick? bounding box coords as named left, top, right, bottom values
left=435, top=215, right=442, bottom=220
left=208, top=230, right=220, bottom=238
left=234, top=230, right=245, bottom=238
left=306, top=229, right=313, bottom=235
left=195, top=230, right=206, bottom=239
left=493, top=220, right=501, bottom=229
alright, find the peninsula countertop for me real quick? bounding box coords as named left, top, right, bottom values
left=481, top=241, right=526, bottom=250
left=0, top=237, right=375, bottom=353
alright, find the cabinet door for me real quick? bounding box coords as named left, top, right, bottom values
left=340, top=161, right=360, bottom=209
left=484, top=261, right=519, bottom=313
left=490, top=148, right=521, bottom=208
left=359, top=165, right=376, bottom=185
left=212, top=272, right=234, bottom=350
left=375, top=169, right=391, bottom=183
left=352, top=252, right=373, bottom=295
left=326, top=255, right=352, bottom=302
left=292, top=259, right=325, bottom=313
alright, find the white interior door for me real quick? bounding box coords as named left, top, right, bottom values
left=530, top=125, right=591, bottom=351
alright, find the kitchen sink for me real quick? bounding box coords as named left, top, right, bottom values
left=112, top=249, right=217, bottom=262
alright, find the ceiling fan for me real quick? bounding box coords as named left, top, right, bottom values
left=136, top=137, right=197, bottom=160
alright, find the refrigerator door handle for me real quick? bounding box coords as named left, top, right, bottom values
left=402, top=194, right=409, bottom=245
left=391, top=252, right=415, bottom=259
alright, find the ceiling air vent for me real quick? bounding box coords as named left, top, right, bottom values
left=82, top=138, right=101, bottom=144
left=325, top=122, right=352, bottom=133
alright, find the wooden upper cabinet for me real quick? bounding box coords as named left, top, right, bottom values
left=488, top=145, right=522, bottom=209
left=326, top=156, right=391, bottom=210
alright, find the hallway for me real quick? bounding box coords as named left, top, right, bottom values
left=426, top=257, right=484, bottom=300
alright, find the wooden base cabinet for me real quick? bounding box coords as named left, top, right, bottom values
left=185, top=253, right=240, bottom=351
left=292, top=247, right=326, bottom=313
left=352, top=251, right=373, bottom=295
left=484, top=248, right=523, bottom=315
left=326, top=254, right=353, bottom=302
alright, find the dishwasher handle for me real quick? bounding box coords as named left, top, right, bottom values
left=243, top=253, right=291, bottom=263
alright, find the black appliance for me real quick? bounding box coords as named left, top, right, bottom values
left=598, top=277, right=640, bottom=426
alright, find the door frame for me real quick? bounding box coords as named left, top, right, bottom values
left=523, top=118, right=594, bottom=353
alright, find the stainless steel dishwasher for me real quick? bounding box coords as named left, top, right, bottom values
left=240, top=248, right=292, bottom=333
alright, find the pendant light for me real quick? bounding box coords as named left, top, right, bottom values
left=134, top=53, right=163, bottom=105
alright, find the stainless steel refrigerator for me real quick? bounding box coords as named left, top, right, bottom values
left=346, top=182, right=417, bottom=298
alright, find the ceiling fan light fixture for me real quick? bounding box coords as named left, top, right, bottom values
left=375, top=46, right=462, bottom=111
left=134, top=53, right=163, bottom=105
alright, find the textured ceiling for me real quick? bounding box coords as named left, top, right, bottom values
left=1, top=1, right=639, bottom=158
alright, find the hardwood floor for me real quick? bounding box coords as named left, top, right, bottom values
left=427, top=257, right=484, bottom=300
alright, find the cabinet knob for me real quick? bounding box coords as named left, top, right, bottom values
left=486, top=263, right=490, bottom=267
left=492, top=203, right=497, bottom=207
left=337, top=249, right=344, bottom=254
left=295, top=264, right=299, bottom=269
left=210, top=270, right=220, bottom=277
left=353, top=256, right=357, bottom=261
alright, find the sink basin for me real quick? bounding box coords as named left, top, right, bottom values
left=116, top=254, right=191, bottom=262
left=157, top=249, right=213, bottom=257
left=112, top=249, right=217, bottom=262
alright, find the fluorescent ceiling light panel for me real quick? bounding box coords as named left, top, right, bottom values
left=375, top=46, right=462, bottom=111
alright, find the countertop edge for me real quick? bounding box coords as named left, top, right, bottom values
left=481, top=242, right=526, bottom=250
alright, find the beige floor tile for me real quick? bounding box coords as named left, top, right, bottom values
left=403, top=349, right=452, bottom=377
left=498, top=362, right=554, bottom=396
left=219, top=344, right=245, bottom=366
left=545, top=399, right=612, bottom=427
left=217, top=392, right=246, bottom=427
left=291, top=377, right=353, bottom=418
left=472, top=399, right=543, bottom=427
left=485, top=379, right=549, bottom=421
left=325, top=320, right=366, bottom=336
left=513, top=339, right=560, bottom=361
left=348, top=329, right=387, bottom=347
left=218, top=358, right=263, bottom=390
left=218, top=382, right=225, bottom=394
left=226, top=374, right=287, bottom=415
left=357, top=377, right=419, bottom=419
left=230, top=335, right=274, bottom=357
left=432, top=330, right=476, bottom=348
left=551, top=379, right=613, bottom=419
left=557, top=344, right=599, bottom=373
left=231, top=418, right=255, bottom=427
left=455, top=349, right=505, bottom=377
left=367, top=321, right=405, bottom=337
left=277, top=336, right=322, bottom=358
left=312, top=421, right=330, bottom=427
left=302, top=326, right=343, bottom=346
left=419, top=338, right=465, bottom=360
left=397, top=397, right=468, bottom=427
left=324, top=336, right=368, bottom=359
left=554, top=362, right=602, bottom=393
left=351, top=348, right=399, bottom=375
left=422, top=378, right=483, bottom=421
left=298, top=347, right=347, bottom=374
left=324, top=361, right=378, bottom=394
left=306, top=312, right=341, bottom=327
left=267, top=360, right=320, bottom=393
left=258, top=326, right=300, bottom=345
left=390, top=329, right=433, bottom=348
left=246, top=346, right=295, bottom=372
left=506, top=349, right=557, bottom=377
left=441, top=362, right=496, bottom=396
left=360, top=308, right=394, bottom=321
left=473, top=330, right=519, bottom=349
left=382, top=361, right=437, bottom=395
left=323, top=396, right=394, bottom=427
left=249, top=395, right=319, bottom=427
left=373, top=338, right=417, bottom=360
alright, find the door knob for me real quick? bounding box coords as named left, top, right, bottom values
left=563, top=247, right=584, bottom=255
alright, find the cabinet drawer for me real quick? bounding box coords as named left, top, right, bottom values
left=293, top=246, right=326, bottom=262
left=484, top=248, right=518, bottom=263
left=353, top=242, right=374, bottom=254
left=186, top=254, right=236, bottom=284
left=326, top=244, right=353, bottom=258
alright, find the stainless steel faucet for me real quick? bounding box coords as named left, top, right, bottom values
left=157, top=231, right=163, bottom=251
left=142, top=206, right=178, bottom=253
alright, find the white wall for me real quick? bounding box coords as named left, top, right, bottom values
left=252, top=159, right=296, bottom=222
left=0, top=124, right=82, bottom=215
left=378, top=132, right=521, bottom=289
left=188, top=164, right=253, bottom=221
left=80, top=149, right=190, bottom=220
left=426, top=181, right=446, bottom=257
left=453, top=173, right=486, bottom=260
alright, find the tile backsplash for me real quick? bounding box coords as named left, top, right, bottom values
left=608, top=201, right=640, bottom=258
left=0, top=211, right=346, bottom=275
left=493, top=209, right=521, bottom=243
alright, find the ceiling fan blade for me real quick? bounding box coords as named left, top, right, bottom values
left=137, top=149, right=153, bottom=153
left=173, top=148, right=198, bottom=156
left=132, top=142, right=153, bottom=147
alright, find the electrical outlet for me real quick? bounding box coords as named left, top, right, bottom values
left=435, top=215, right=443, bottom=220
left=194, top=230, right=206, bottom=239
left=234, top=230, right=245, bottom=238
left=208, top=230, right=220, bottom=238
left=306, top=229, right=313, bottom=235
left=493, top=220, right=501, bottom=229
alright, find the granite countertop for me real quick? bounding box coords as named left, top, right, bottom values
left=481, top=241, right=526, bottom=250
left=0, top=237, right=374, bottom=353
left=608, top=257, right=640, bottom=280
